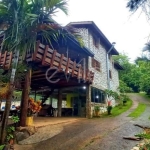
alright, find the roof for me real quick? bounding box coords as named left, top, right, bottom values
left=67, top=21, right=119, bottom=55
left=114, top=62, right=124, bottom=70
left=50, top=19, right=94, bottom=57
left=67, top=36, right=94, bottom=57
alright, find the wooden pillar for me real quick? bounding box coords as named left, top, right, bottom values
left=86, top=85, right=92, bottom=118
left=57, top=89, right=62, bottom=117
left=20, top=69, right=31, bottom=126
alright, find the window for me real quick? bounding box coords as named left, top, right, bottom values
left=92, top=58, right=101, bottom=72
left=93, top=35, right=99, bottom=48
left=109, top=70, right=112, bottom=79
left=91, top=87, right=105, bottom=103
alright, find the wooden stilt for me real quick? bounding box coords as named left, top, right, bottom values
left=86, top=85, right=92, bottom=118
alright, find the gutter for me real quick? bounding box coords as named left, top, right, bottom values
left=106, top=43, right=116, bottom=90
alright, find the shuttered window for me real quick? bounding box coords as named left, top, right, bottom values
left=93, top=36, right=99, bottom=48
left=92, top=58, right=101, bottom=72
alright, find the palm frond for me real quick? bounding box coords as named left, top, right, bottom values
left=127, top=0, right=147, bottom=12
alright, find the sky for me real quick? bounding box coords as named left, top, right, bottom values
left=53, top=0, right=150, bottom=62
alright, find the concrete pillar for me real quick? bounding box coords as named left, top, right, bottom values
left=57, top=89, right=62, bottom=117
left=86, top=85, right=92, bottom=118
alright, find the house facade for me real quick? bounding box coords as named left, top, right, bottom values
left=0, top=21, right=123, bottom=119
left=68, top=21, right=123, bottom=117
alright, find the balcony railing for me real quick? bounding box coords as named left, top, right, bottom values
left=0, top=41, right=94, bottom=83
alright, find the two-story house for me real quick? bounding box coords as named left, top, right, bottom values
left=0, top=21, right=123, bottom=119
left=67, top=21, right=123, bottom=118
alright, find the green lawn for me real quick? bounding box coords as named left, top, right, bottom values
left=138, top=92, right=150, bottom=100
left=101, top=99, right=133, bottom=117
left=128, top=103, right=146, bottom=118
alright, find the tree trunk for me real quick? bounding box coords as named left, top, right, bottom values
left=20, top=70, right=31, bottom=127
left=0, top=84, right=13, bottom=144
left=0, top=50, right=19, bottom=144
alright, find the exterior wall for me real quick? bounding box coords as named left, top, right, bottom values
left=111, top=64, right=120, bottom=92
left=75, top=27, right=120, bottom=117
left=76, top=28, right=108, bottom=90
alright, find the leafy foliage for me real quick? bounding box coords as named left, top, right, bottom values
left=6, top=115, right=19, bottom=142
left=94, top=106, right=100, bottom=112
left=0, top=145, right=5, bottom=150
left=113, top=53, right=141, bottom=92
left=0, top=0, right=83, bottom=57
left=127, top=0, right=147, bottom=12
left=11, top=115, right=20, bottom=123
left=0, top=0, right=69, bottom=53
left=135, top=133, right=150, bottom=139
left=118, top=80, right=132, bottom=93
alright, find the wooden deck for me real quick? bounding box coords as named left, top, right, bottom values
left=0, top=41, right=94, bottom=83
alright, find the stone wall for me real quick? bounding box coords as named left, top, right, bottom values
left=76, top=27, right=120, bottom=117
left=111, top=64, right=120, bottom=92
left=76, top=28, right=119, bottom=92
left=76, top=28, right=108, bottom=90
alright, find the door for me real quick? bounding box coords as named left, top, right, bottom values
left=71, top=97, right=79, bottom=116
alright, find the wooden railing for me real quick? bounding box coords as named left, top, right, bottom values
left=0, top=41, right=94, bottom=83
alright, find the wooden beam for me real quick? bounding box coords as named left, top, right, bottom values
left=71, top=61, right=76, bottom=77
left=58, top=54, right=64, bottom=71
left=33, top=41, right=40, bottom=61
left=42, top=45, right=49, bottom=66
left=65, top=58, right=70, bottom=74
left=77, top=65, right=81, bottom=79
left=0, top=51, right=7, bottom=67
left=5, top=52, right=12, bottom=69
left=50, top=50, right=57, bottom=67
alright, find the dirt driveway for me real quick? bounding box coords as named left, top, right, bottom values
left=15, top=93, right=150, bottom=150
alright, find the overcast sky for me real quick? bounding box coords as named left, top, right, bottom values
left=53, top=0, right=150, bottom=62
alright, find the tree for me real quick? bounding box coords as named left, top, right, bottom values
left=136, top=60, right=150, bottom=94
left=0, top=0, right=70, bottom=144
left=113, top=53, right=141, bottom=92
left=127, top=0, right=150, bottom=20
left=127, top=0, right=147, bottom=12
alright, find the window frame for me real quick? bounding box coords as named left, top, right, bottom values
left=91, top=58, right=101, bottom=72
left=92, top=35, right=99, bottom=48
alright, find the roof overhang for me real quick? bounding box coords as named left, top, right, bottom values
left=114, top=62, right=124, bottom=70
left=50, top=19, right=94, bottom=57
left=67, top=21, right=119, bottom=55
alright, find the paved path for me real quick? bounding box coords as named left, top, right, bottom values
left=15, top=93, right=150, bottom=150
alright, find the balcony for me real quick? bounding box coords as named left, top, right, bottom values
left=0, top=41, right=94, bottom=85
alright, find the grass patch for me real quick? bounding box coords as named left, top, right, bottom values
left=128, top=103, right=146, bottom=118
left=101, top=99, right=133, bottom=118
left=138, top=92, right=150, bottom=100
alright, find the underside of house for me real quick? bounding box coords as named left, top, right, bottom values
left=0, top=37, right=95, bottom=118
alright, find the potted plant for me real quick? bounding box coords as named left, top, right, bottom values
left=94, top=106, right=100, bottom=116
left=26, top=97, right=42, bottom=126
left=107, top=100, right=112, bottom=115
